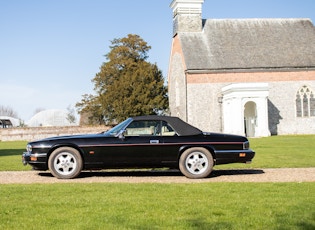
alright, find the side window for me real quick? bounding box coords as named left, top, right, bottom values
left=125, top=121, right=159, bottom=136
left=296, top=85, right=315, bottom=117
left=161, top=121, right=176, bottom=136
left=124, top=120, right=176, bottom=136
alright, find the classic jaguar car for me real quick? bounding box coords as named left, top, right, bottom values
left=22, top=115, right=255, bottom=179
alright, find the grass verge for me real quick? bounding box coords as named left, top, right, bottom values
left=1, top=183, right=314, bottom=229
left=0, top=141, right=29, bottom=171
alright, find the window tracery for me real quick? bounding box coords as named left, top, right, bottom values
left=296, top=85, right=315, bottom=117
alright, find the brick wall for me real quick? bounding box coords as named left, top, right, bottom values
left=0, top=126, right=110, bottom=142
left=186, top=70, right=315, bottom=84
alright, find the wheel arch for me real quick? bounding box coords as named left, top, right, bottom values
left=178, top=145, right=216, bottom=163
left=47, top=144, right=85, bottom=165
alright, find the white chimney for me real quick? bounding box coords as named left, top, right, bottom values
left=170, top=0, right=204, bottom=35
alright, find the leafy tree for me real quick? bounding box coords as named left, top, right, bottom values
left=76, top=34, right=168, bottom=124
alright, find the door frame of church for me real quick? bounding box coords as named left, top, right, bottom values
left=244, top=101, right=257, bottom=137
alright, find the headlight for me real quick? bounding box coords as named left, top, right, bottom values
left=26, top=144, right=32, bottom=152
left=243, top=141, right=250, bottom=150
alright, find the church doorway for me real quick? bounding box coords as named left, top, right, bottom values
left=221, top=83, right=270, bottom=137
left=244, top=101, right=257, bottom=137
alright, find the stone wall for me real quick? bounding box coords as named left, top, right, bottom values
left=183, top=71, right=315, bottom=136
left=0, top=126, right=110, bottom=142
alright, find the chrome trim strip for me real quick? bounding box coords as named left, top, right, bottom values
left=78, top=141, right=244, bottom=148
left=32, top=153, right=47, bottom=157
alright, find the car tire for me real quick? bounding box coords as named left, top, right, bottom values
left=48, top=147, right=83, bottom=179
left=179, top=147, right=214, bottom=179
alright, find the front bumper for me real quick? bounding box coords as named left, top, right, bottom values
left=22, top=152, right=31, bottom=165
left=22, top=152, right=48, bottom=170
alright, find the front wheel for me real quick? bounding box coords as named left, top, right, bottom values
left=48, top=147, right=83, bottom=179
left=179, top=147, right=214, bottom=179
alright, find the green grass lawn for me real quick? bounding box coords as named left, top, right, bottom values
left=249, top=135, right=315, bottom=168
left=0, top=141, right=30, bottom=171
left=216, top=135, right=315, bottom=169
left=1, top=183, right=314, bottom=229
left=0, top=135, right=314, bottom=171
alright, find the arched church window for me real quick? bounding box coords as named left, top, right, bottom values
left=296, top=85, right=315, bottom=117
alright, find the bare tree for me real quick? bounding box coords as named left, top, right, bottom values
left=66, top=105, right=77, bottom=124
left=0, top=105, right=19, bottom=118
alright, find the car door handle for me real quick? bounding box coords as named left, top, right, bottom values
left=150, top=140, right=159, bottom=144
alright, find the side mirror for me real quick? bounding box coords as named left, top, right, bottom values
left=117, top=129, right=126, bottom=140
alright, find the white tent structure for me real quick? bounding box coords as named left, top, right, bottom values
left=27, top=109, right=78, bottom=127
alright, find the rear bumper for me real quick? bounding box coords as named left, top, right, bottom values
left=214, top=149, right=255, bottom=165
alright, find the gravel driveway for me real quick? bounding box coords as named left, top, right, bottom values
left=1, top=168, right=314, bottom=184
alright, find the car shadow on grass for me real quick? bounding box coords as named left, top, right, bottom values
left=38, top=168, right=264, bottom=179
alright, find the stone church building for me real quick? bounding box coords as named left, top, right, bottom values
left=168, top=0, right=315, bottom=137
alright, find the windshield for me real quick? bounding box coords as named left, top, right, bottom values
left=104, top=118, right=132, bottom=136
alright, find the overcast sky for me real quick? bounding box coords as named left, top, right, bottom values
left=1, top=0, right=314, bottom=121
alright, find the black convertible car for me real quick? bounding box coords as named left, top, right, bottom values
left=22, top=115, right=255, bottom=179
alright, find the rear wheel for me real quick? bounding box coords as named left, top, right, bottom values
left=48, top=147, right=83, bottom=179
left=179, top=147, right=214, bottom=179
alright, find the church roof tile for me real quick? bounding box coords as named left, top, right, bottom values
left=179, top=18, right=315, bottom=71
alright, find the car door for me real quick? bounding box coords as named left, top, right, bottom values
left=111, top=120, right=180, bottom=167
left=102, top=120, right=166, bottom=167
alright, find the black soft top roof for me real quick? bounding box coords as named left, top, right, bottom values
left=132, top=115, right=203, bottom=136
